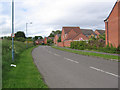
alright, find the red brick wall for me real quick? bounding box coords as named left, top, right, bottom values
left=105, top=2, right=119, bottom=47
left=118, top=1, right=120, bottom=47
left=61, top=29, right=65, bottom=42
left=44, top=37, right=47, bottom=44
left=54, top=35, right=59, bottom=44
left=63, top=40, right=72, bottom=47
left=57, top=42, right=64, bottom=47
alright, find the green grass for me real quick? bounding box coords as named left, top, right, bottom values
left=3, top=46, right=48, bottom=88
left=52, top=46, right=119, bottom=60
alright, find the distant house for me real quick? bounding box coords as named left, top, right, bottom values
left=35, top=39, right=44, bottom=45
left=54, top=34, right=61, bottom=44
left=104, top=0, right=120, bottom=48
left=44, top=37, right=54, bottom=44
left=44, top=37, right=47, bottom=44
left=81, top=29, right=97, bottom=38
left=95, top=30, right=105, bottom=38
left=58, top=27, right=89, bottom=47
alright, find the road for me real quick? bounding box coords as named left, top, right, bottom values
left=32, top=46, right=118, bottom=88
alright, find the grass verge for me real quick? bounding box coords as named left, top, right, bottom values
left=3, top=46, right=48, bottom=88
left=52, top=46, right=119, bottom=61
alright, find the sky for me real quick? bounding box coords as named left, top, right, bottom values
left=0, top=0, right=117, bottom=37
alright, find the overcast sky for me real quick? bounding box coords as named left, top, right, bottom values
left=0, top=0, right=117, bottom=37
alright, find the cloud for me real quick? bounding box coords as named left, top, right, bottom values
left=0, top=0, right=116, bottom=37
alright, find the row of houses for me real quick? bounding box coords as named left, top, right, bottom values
left=54, top=27, right=105, bottom=47
left=36, top=0, right=120, bottom=48
left=35, top=37, right=54, bottom=45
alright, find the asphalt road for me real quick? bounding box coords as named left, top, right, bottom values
left=32, top=46, right=118, bottom=88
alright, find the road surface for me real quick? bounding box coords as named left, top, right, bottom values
left=32, top=46, right=118, bottom=88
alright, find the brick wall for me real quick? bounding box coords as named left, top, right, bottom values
left=57, top=42, right=64, bottom=47
left=63, top=40, right=72, bottom=47
left=105, top=2, right=119, bottom=47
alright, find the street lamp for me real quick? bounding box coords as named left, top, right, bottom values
left=26, top=22, right=32, bottom=48
left=12, top=0, right=15, bottom=62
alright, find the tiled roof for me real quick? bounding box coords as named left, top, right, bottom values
left=104, top=1, right=119, bottom=21
left=63, top=27, right=81, bottom=34
left=96, top=30, right=105, bottom=35
left=47, top=37, right=54, bottom=40
left=81, top=29, right=97, bottom=36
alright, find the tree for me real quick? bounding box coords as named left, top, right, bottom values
left=48, top=30, right=62, bottom=37
left=15, top=31, right=26, bottom=38
left=57, top=36, right=61, bottom=42
left=34, top=36, right=43, bottom=40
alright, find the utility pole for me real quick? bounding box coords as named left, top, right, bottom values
left=26, top=23, right=28, bottom=48
left=26, top=22, right=32, bottom=48
left=12, top=0, right=14, bottom=62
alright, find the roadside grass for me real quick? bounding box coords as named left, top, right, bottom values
left=52, top=46, right=119, bottom=61
left=3, top=46, right=48, bottom=88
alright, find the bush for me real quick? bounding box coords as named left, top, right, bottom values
left=70, top=39, right=118, bottom=54
left=15, top=37, right=26, bottom=42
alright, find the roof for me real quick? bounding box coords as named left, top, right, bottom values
left=81, top=29, right=97, bottom=36
left=36, top=39, right=44, bottom=42
left=47, top=37, right=54, bottom=40
left=95, top=30, right=105, bottom=35
left=55, top=34, right=61, bottom=37
left=104, top=1, right=119, bottom=21
left=63, top=27, right=81, bottom=34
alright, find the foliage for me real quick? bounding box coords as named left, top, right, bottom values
left=2, top=39, right=34, bottom=85
left=47, top=39, right=53, bottom=45
left=57, top=36, right=61, bottom=42
left=14, top=37, right=26, bottom=42
left=3, top=47, right=48, bottom=88
left=52, top=46, right=119, bottom=60
left=70, top=38, right=118, bottom=54
left=34, top=36, right=43, bottom=40
left=48, top=30, right=62, bottom=37
left=15, top=31, right=26, bottom=38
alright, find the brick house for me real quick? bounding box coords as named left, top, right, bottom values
left=54, top=34, right=61, bottom=44
left=95, top=30, right=105, bottom=38
left=44, top=37, right=54, bottom=44
left=35, top=39, right=44, bottom=45
left=44, top=37, right=47, bottom=44
left=104, top=0, right=120, bottom=48
left=81, top=29, right=97, bottom=39
left=58, top=27, right=89, bottom=47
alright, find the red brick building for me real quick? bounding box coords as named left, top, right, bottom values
left=44, top=37, right=47, bottom=44
left=104, top=0, right=120, bottom=48
left=58, top=27, right=89, bottom=47
left=44, top=37, right=54, bottom=44
left=95, top=30, right=105, bottom=38
left=54, top=34, right=61, bottom=44
left=35, top=39, right=44, bottom=45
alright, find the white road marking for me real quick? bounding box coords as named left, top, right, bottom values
left=64, top=57, right=79, bottom=64
left=90, top=66, right=119, bottom=78
left=110, top=59, right=119, bottom=62
left=54, top=54, right=60, bottom=56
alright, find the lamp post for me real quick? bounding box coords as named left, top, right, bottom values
left=26, top=22, right=32, bottom=48
left=12, top=0, right=15, bottom=62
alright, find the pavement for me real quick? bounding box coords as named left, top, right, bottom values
left=32, top=46, right=118, bottom=88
